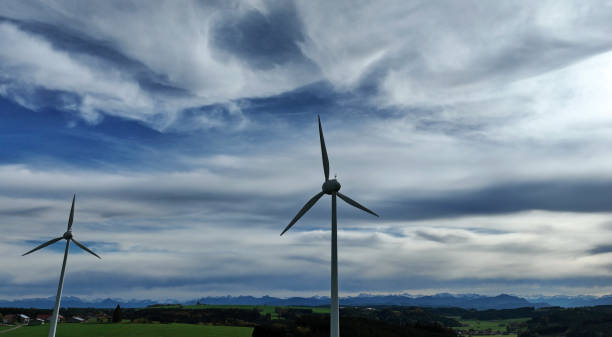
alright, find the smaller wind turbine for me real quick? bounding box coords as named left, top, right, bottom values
left=22, top=195, right=100, bottom=337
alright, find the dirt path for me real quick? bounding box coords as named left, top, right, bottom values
left=0, top=325, right=21, bottom=334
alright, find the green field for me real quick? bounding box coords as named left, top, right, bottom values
left=1, top=323, right=253, bottom=337
left=452, top=317, right=529, bottom=337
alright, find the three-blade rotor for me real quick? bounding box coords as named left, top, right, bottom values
left=281, top=115, right=378, bottom=236
left=22, top=194, right=101, bottom=259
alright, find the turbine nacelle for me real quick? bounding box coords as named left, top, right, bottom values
left=62, top=231, right=73, bottom=240
left=322, top=179, right=341, bottom=194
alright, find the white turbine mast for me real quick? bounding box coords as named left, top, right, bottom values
left=22, top=194, right=101, bottom=337
left=281, top=115, right=378, bottom=337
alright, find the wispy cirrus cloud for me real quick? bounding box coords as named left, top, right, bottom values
left=2, top=1, right=612, bottom=300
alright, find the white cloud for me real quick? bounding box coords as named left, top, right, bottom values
left=0, top=0, right=322, bottom=129
left=0, top=22, right=156, bottom=123
left=3, top=113, right=612, bottom=298
left=4, top=0, right=612, bottom=299
left=2, top=0, right=612, bottom=133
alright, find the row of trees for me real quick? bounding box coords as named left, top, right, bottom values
left=519, top=306, right=612, bottom=337
left=253, top=315, right=457, bottom=337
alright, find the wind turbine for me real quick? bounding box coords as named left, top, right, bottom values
left=281, top=115, right=378, bottom=337
left=22, top=195, right=100, bottom=337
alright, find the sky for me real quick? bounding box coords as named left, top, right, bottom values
left=2, top=0, right=612, bottom=301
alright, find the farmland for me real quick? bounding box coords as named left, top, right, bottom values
left=0, top=323, right=253, bottom=337
left=453, top=317, right=529, bottom=337
left=0, top=306, right=542, bottom=337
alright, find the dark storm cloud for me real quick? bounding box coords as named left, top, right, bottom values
left=244, top=82, right=342, bottom=116
left=339, top=275, right=612, bottom=294
left=0, top=206, right=50, bottom=217
left=415, top=230, right=468, bottom=244
left=479, top=34, right=612, bottom=83
left=284, top=255, right=327, bottom=266
left=588, top=245, right=612, bottom=255
left=433, top=32, right=612, bottom=88
left=210, top=2, right=312, bottom=69
left=115, top=188, right=254, bottom=205
left=466, top=228, right=510, bottom=235
left=480, top=243, right=550, bottom=255
left=0, top=269, right=329, bottom=297
left=378, top=179, right=612, bottom=221
left=9, top=270, right=612, bottom=298
left=0, top=16, right=189, bottom=97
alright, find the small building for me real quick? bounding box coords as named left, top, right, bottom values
left=16, top=314, right=30, bottom=325
left=29, top=318, right=45, bottom=326
left=35, top=314, right=63, bottom=323
left=67, top=316, right=85, bottom=323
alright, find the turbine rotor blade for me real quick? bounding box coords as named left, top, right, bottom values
left=67, top=194, right=76, bottom=231
left=318, top=115, right=330, bottom=181
left=22, top=237, right=63, bottom=256
left=72, top=238, right=101, bottom=259
left=281, top=191, right=325, bottom=236
left=337, top=192, right=379, bottom=217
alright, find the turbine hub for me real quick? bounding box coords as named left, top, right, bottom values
left=63, top=231, right=73, bottom=240
left=322, top=179, right=341, bottom=194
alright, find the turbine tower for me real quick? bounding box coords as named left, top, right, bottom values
left=281, top=115, right=378, bottom=337
left=22, top=195, right=100, bottom=337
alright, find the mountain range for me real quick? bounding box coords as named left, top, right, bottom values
left=4, top=293, right=612, bottom=309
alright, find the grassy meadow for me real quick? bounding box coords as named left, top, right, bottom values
left=1, top=323, right=253, bottom=337
left=453, top=317, right=530, bottom=337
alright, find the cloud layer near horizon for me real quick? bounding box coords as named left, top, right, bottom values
left=2, top=0, right=612, bottom=300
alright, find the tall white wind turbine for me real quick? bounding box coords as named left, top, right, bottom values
left=22, top=195, right=100, bottom=337
left=281, top=115, right=378, bottom=337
